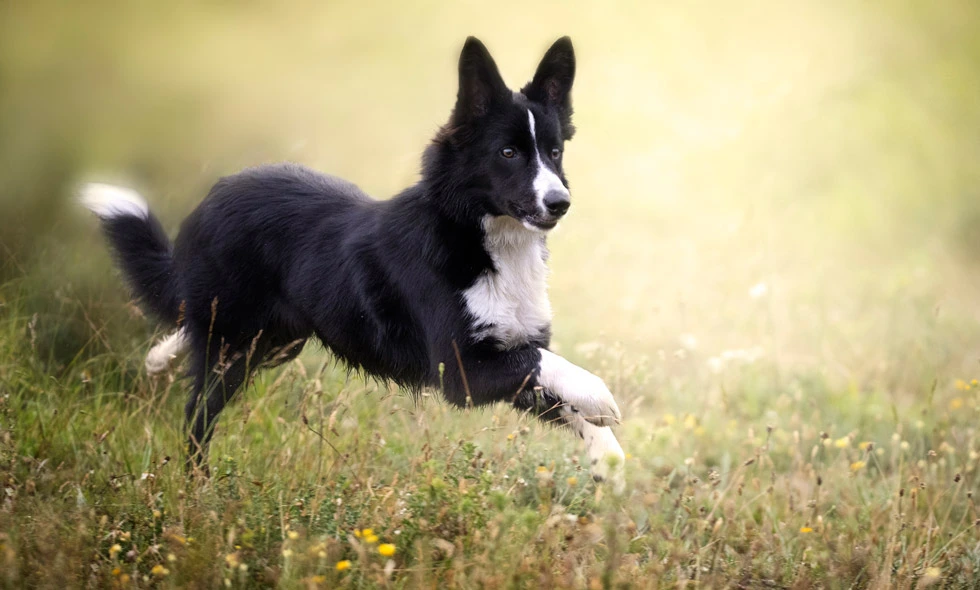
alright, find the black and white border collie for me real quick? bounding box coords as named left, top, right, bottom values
left=81, top=37, right=625, bottom=489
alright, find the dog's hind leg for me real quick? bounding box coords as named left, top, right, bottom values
left=183, top=332, right=307, bottom=474
left=185, top=344, right=252, bottom=474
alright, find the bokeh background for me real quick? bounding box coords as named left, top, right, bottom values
left=3, top=0, right=979, bottom=387
left=3, top=1, right=980, bottom=586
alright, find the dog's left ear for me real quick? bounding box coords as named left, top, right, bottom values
left=522, top=36, right=576, bottom=139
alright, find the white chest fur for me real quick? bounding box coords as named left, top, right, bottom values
left=462, top=216, right=553, bottom=349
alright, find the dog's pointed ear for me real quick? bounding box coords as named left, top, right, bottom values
left=522, top=37, right=576, bottom=138
left=454, top=37, right=509, bottom=121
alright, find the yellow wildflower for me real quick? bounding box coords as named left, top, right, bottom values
left=799, top=527, right=813, bottom=533
left=365, top=533, right=379, bottom=544
left=566, top=476, right=578, bottom=486
left=850, top=461, right=866, bottom=472
left=282, top=549, right=293, bottom=558
left=151, top=565, right=169, bottom=577
left=950, top=398, right=964, bottom=410
left=378, top=543, right=396, bottom=557
left=858, top=441, right=873, bottom=451
left=662, top=414, right=676, bottom=426
left=536, top=465, right=549, bottom=473
left=834, top=437, right=850, bottom=449
left=955, top=379, right=970, bottom=391
left=287, top=530, right=299, bottom=540
left=111, top=567, right=121, bottom=576
left=336, top=560, right=352, bottom=571
left=109, top=544, right=122, bottom=559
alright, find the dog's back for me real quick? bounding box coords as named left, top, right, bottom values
left=175, top=164, right=370, bottom=346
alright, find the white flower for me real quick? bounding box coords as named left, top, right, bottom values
left=679, top=334, right=699, bottom=351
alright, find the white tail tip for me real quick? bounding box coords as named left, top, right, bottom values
left=79, top=183, right=149, bottom=220
left=146, top=328, right=190, bottom=375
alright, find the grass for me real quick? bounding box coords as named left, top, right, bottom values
left=3, top=0, right=980, bottom=587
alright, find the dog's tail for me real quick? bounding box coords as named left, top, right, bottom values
left=79, top=183, right=181, bottom=325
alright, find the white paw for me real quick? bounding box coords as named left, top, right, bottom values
left=584, top=424, right=626, bottom=495
left=145, top=354, right=172, bottom=376
left=145, top=329, right=189, bottom=375
left=538, top=348, right=622, bottom=426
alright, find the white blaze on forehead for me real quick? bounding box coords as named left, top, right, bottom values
left=527, top=111, right=569, bottom=210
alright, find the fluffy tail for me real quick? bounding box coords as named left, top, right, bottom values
left=80, top=183, right=180, bottom=325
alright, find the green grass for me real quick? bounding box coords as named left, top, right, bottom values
left=3, top=0, right=980, bottom=587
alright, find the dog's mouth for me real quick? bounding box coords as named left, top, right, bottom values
left=523, top=218, right=558, bottom=231
left=507, top=206, right=561, bottom=232
left=518, top=215, right=559, bottom=232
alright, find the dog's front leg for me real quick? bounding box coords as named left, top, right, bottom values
left=535, top=348, right=621, bottom=426
left=444, top=344, right=626, bottom=492
left=565, top=411, right=626, bottom=494
left=514, top=348, right=626, bottom=493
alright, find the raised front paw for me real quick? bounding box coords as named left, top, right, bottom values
left=538, top=349, right=622, bottom=426
left=585, top=424, right=626, bottom=495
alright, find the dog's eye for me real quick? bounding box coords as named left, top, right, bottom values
left=500, top=147, right=517, bottom=159
left=550, top=148, right=562, bottom=160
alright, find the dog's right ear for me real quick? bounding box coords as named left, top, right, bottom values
left=453, top=37, right=509, bottom=122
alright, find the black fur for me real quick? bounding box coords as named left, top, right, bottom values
left=94, top=37, right=578, bottom=467
left=101, top=212, right=180, bottom=325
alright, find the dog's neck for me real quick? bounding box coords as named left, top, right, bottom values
left=481, top=215, right=549, bottom=253
left=461, top=215, right=553, bottom=349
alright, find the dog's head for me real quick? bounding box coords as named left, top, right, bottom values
left=429, top=37, right=576, bottom=231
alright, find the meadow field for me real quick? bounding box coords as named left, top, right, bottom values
left=2, top=1, right=980, bottom=587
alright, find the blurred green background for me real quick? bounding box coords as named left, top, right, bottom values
left=2, top=0, right=980, bottom=402
left=5, top=1, right=980, bottom=585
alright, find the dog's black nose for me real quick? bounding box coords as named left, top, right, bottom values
left=543, top=191, right=570, bottom=218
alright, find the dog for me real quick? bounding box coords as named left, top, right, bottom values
left=81, top=37, right=626, bottom=490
